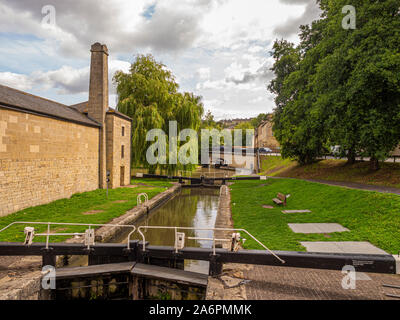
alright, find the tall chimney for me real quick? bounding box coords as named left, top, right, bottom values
left=88, top=43, right=109, bottom=189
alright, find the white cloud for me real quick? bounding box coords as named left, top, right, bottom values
left=249, top=96, right=264, bottom=104
left=0, top=58, right=131, bottom=97
left=0, top=0, right=320, bottom=118
left=196, top=67, right=211, bottom=80
left=0, top=72, right=33, bottom=91
left=248, top=46, right=264, bottom=54
left=274, top=0, right=321, bottom=37
left=33, top=66, right=89, bottom=94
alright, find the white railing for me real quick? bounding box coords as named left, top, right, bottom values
left=0, top=221, right=136, bottom=250
left=137, top=226, right=285, bottom=264
left=0, top=222, right=285, bottom=264
left=137, top=193, right=149, bottom=205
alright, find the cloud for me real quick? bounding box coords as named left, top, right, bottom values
left=0, top=0, right=319, bottom=119
left=33, top=66, right=89, bottom=94
left=0, top=72, right=33, bottom=91
left=0, top=58, right=131, bottom=96
left=224, top=54, right=274, bottom=85
left=0, top=0, right=224, bottom=57
left=249, top=96, right=264, bottom=104
left=225, top=62, right=272, bottom=85
left=273, top=0, right=321, bottom=37
left=196, top=67, right=211, bottom=80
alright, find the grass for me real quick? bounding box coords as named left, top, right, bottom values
left=0, top=179, right=173, bottom=243
left=260, top=156, right=400, bottom=189
left=260, top=156, right=297, bottom=176
left=230, top=179, right=400, bottom=254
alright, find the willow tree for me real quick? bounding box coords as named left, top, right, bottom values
left=114, top=54, right=204, bottom=174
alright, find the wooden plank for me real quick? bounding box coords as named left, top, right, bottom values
left=277, top=193, right=286, bottom=200
left=55, top=261, right=136, bottom=280
left=132, top=263, right=208, bottom=287
left=282, top=210, right=311, bottom=214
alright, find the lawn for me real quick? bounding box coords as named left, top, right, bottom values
left=260, top=156, right=400, bottom=189
left=230, top=179, right=400, bottom=254
left=0, top=178, right=173, bottom=243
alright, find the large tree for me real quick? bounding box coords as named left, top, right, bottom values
left=269, top=0, right=400, bottom=169
left=114, top=54, right=204, bottom=174
left=314, top=0, right=400, bottom=169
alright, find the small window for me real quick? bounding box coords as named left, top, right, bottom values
left=122, top=126, right=125, bottom=137
left=121, top=145, right=124, bottom=159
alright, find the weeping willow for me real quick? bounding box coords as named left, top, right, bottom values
left=114, top=54, right=204, bottom=174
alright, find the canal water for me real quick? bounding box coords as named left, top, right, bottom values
left=116, top=187, right=220, bottom=274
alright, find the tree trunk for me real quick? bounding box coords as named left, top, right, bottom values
left=347, top=148, right=356, bottom=165
left=369, top=157, right=379, bottom=171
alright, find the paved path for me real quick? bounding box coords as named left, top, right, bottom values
left=268, top=176, right=400, bottom=195
left=243, top=265, right=400, bottom=300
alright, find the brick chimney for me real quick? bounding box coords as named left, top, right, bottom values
left=88, top=43, right=109, bottom=189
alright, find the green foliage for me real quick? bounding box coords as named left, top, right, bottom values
left=250, top=113, right=269, bottom=128
left=202, top=110, right=221, bottom=129
left=233, top=121, right=254, bottom=146
left=269, top=0, right=400, bottom=169
left=114, top=54, right=204, bottom=174
left=230, top=179, right=400, bottom=253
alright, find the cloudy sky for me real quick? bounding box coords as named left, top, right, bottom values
left=0, top=0, right=321, bottom=120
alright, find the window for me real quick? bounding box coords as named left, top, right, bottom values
left=122, top=126, right=125, bottom=137
left=121, top=145, right=124, bottom=159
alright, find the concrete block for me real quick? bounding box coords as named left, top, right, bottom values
left=288, top=223, right=349, bottom=234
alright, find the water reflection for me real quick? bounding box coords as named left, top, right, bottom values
left=118, top=188, right=220, bottom=274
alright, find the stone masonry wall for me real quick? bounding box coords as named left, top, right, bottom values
left=106, top=114, right=131, bottom=188
left=0, top=108, right=99, bottom=217
left=256, top=120, right=280, bottom=150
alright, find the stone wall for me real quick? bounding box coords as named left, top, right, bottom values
left=0, top=108, right=99, bottom=217
left=256, top=120, right=280, bottom=150
left=105, top=114, right=131, bottom=188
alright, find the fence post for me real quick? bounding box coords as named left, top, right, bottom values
left=209, top=254, right=223, bottom=277
left=41, top=248, right=56, bottom=267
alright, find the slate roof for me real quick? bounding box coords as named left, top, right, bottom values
left=70, top=101, right=132, bottom=122
left=0, top=84, right=100, bottom=127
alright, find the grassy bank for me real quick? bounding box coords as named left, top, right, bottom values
left=260, top=156, right=400, bottom=189
left=0, top=179, right=173, bottom=242
left=230, top=179, right=400, bottom=254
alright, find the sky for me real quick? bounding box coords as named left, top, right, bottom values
left=0, top=0, right=321, bottom=120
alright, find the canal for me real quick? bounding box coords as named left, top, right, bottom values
left=115, top=187, right=220, bottom=274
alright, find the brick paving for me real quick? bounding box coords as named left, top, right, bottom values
left=242, top=265, right=400, bottom=300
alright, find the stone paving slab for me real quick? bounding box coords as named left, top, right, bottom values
left=300, top=241, right=389, bottom=255
left=289, top=223, right=349, bottom=234
left=282, top=210, right=311, bottom=214
left=262, top=205, right=274, bottom=209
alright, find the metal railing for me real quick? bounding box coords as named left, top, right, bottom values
left=137, top=193, right=149, bottom=206
left=0, top=222, right=285, bottom=264
left=0, top=221, right=136, bottom=250
left=137, top=226, right=285, bottom=264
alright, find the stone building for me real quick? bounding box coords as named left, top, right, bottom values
left=0, top=43, right=132, bottom=217
left=254, top=114, right=280, bottom=151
